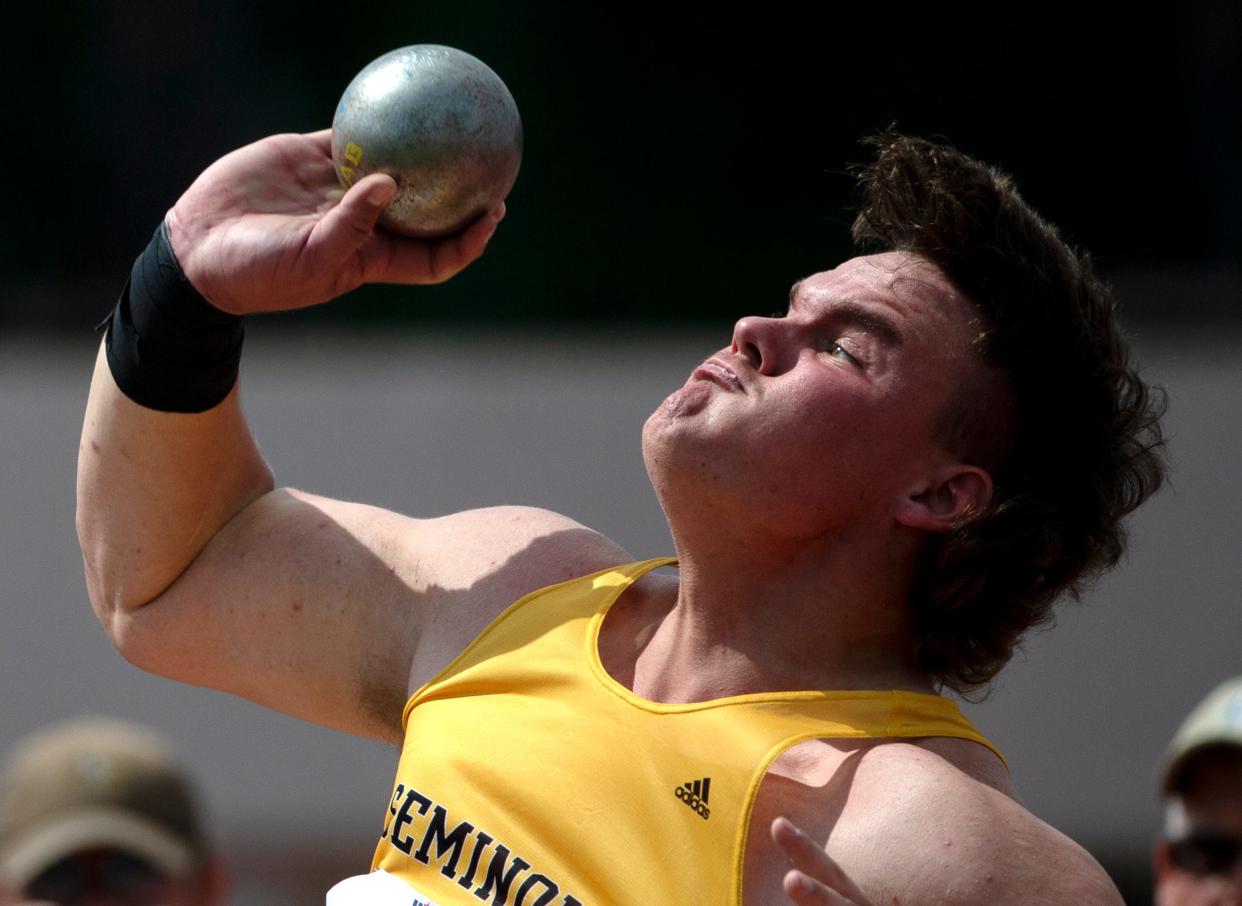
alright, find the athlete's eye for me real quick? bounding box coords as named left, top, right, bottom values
left=832, top=343, right=857, bottom=364
left=822, top=341, right=860, bottom=366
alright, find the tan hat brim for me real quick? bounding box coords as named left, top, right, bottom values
left=1161, top=737, right=1242, bottom=794
left=0, top=807, right=197, bottom=887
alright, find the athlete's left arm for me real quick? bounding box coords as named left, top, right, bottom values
left=770, top=805, right=1126, bottom=906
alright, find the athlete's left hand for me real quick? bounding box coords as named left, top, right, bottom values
left=771, top=817, right=875, bottom=906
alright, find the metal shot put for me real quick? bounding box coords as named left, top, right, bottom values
left=78, top=51, right=1167, bottom=902
left=331, top=45, right=522, bottom=239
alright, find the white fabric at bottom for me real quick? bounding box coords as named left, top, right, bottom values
left=326, top=868, right=441, bottom=906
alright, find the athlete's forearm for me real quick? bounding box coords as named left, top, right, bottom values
left=76, top=127, right=500, bottom=660
left=76, top=342, right=274, bottom=629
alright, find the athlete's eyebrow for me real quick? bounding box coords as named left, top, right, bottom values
left=833, top=301, right=903, bottom=348
left=788, top=283, right=904, bottom=348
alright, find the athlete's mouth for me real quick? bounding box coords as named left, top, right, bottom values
left=692, top=359, right=743, bottom=392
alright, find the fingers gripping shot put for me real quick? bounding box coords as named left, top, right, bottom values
left=76, top=45, right=1166, bottom=906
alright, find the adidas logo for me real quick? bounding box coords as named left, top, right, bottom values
left=674, top=777, right=711, bottom=820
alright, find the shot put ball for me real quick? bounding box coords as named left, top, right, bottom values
left=331, top=45, right=523, bottom=239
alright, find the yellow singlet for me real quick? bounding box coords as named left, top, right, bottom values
left=365, top=558, right=1003, bottom=906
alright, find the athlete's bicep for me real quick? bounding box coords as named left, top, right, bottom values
left=109, top=488, right=424, bottom=739
left=110, top=490, right=630, bottom=741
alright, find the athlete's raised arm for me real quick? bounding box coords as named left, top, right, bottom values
left=76, top=130, right=629, bottom=742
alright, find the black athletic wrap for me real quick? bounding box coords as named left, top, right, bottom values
left=101, top=221, right=244, bottom=413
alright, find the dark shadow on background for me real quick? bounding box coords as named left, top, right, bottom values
left=3, top=3, right=1239, bottom=334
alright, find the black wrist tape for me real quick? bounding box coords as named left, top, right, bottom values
left=101, top=221, right=244, bottom=413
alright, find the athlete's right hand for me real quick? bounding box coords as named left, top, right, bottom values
left=164, top=129, right=504, bottom=315
left=772, top=817, right=875, bottom=906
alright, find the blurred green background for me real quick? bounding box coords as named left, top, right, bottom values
left=3, top=1, right=1238, bottom=331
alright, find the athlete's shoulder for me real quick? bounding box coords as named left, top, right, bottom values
left=401, top=506, right=636, bottom=692
left=406, top=505, right=632, bottom=588
left=838, top=743, right=1123, bottom=905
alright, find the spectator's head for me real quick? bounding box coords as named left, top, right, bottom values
left=0, top=718, right=226, bottom=906
left=1155, top=678, right=1242, bottom=906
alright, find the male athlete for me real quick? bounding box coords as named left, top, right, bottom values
left=76, top=128, right=1165, bottom=904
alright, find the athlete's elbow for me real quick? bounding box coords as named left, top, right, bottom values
left=77, top=521, right=169, bottom=657
left=80, top=554, right=149, bottom=661
left=87, top=588, right=181, bottom=680
left=106, top=614, right=155, bottom=672
left=76, top=502, right=129, bottom=618
left=78, top=525, right=121, bottom=634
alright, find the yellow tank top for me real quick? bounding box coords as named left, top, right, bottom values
left=368, top=558, right=1003, bottom=905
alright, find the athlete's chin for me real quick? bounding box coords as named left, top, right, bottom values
left=655, top=381, right=713, bottom=420
left=642, top=402, right=736, bottom=496
left=643, top=386, right=712, bottom=454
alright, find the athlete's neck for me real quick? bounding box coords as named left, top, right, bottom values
left=619, top=528, right=934, bottom=703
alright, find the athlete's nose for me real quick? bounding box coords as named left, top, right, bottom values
left=731, top=315, right=786, bottom=375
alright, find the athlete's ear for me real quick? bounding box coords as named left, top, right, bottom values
left=895, top=463, right=993, bottom=532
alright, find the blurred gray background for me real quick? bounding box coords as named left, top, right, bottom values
left=2, top=2, right=1240, bottom=903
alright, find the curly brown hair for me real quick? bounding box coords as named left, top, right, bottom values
left=851, top=133, right=1167, bottom=694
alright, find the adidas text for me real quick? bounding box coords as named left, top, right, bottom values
left=674, top=778, right=711, bottom=820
